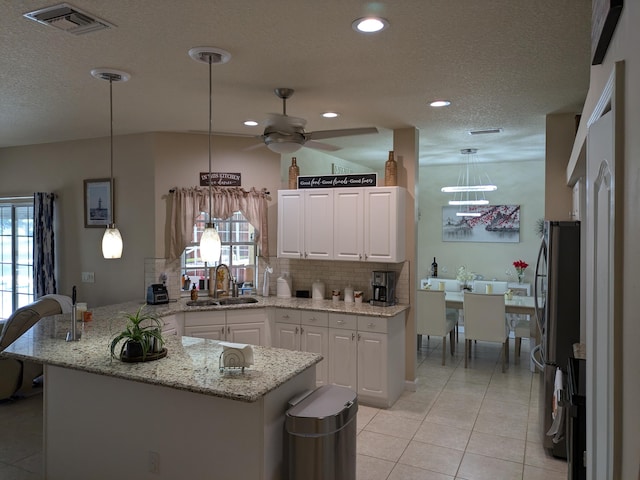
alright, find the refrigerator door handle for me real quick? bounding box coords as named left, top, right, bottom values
left=534, top=239, right=546, bottom=335
left=531, top=343, right=545, bottom=371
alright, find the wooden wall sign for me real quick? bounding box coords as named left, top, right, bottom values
left=200, top=172, right=242, bottom=187
left=297, top=173, right=377, bottom=189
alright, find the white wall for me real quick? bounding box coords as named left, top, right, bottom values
left=417, top=160, right=545, bottom=285
left=574, top=3, right=640, bottom=477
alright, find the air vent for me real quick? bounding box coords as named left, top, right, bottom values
left=468, top=128, right=503, bottom=135
left=24, top=3, right=114, bottom=35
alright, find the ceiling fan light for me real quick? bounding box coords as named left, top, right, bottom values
left=200, top=224, right=221, bottom=264
left=266, top=142, right=302, bottom=154
left=102, top=226, right=123, bottom=259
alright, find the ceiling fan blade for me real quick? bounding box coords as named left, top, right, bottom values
left=304, top=140, right=341, bottom=152
left=308, top=127, right=378, bottom=140
left=244, top=141, right=267, bottom=151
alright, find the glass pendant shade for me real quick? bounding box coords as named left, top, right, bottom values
left=102, top=226, right=123, bottom=259
left=200, top=223, right=221, bottom=264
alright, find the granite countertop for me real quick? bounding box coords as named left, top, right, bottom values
left=3, top=297, right=407, bottom=402
left=2, top=300, right=321, bottom=403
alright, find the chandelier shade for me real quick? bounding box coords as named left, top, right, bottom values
left=189, top=47, right=231, bottom=265
left=442, top=148, right=496, bottom=214
left=91, top=68, right=130, bottom=259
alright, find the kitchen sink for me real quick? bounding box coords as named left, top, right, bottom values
left=186, top=297, right=259, bottom=307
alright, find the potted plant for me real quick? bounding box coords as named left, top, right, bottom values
left=109, top=305, right=165, bottom=361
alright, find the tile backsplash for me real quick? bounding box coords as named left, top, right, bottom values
left=153, top=256, right=410, bottom=305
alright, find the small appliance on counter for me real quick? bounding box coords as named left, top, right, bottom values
left=277, top=272, right=293, bottom=298
left=146, top=284, right=169, bottom=305
left=371, top=271, right=396, bottom=307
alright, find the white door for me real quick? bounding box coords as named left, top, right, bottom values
left=227, top=323, right=265, bottom=346
left=586, top=105, right=621, bottom=479
left=304, top=190, right=334, bottom=259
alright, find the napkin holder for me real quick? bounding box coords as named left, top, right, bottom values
left=219, top=342, right=254, bottom=373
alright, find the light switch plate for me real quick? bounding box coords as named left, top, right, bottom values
left=81, top=272, right=95, bottom=283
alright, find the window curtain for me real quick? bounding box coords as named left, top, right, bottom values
left=168, top=187, right=270, bottom=261
left=34, top=192, right=57, bottom=297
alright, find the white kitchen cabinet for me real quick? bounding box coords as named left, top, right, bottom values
left=274, top=308, right=328, bottom=386
left=277, top=190, right=305, bottom=259
left=304, top=190, right=334, bottom=260
left=279, top=186, right=405, bottom=262
left=160, top=313, right=183, bottom=337
left=333, top=188, right=365, bottom=261
left=184, top=309, right=267, bottom=345
left=363, top=187, right=405, bottom=263
left=277, top=189, right=333, bottom=260
left=328, top=312, right=405, bottom=408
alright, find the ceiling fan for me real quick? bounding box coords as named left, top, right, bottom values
left=251, top=88, right=378, bottom=154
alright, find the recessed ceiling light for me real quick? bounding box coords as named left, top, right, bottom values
left=322, top=112, right=340, bottom=118
left=429, top=100, right=451, bottom=107
left=352, top=17, right=389, bottom=33
left=243, top=120, right=259, bottom=126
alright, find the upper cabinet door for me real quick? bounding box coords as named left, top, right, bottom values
left=277, top=190, right=305, bottom=259
left=304, top=190, right=334, bottom=260
left=364, top=187, right=406, bottom=263
left=334, top=188, right=364, bottom=261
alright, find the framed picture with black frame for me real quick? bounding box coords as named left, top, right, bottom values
left=84, top=178, right=112, bottom=228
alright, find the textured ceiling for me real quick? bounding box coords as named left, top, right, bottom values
left=0, top=1, right=591, bottom=168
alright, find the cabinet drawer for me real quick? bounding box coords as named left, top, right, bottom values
left=184, top=310, right=225, bottom=327
left=226, top=309, right=266, bottom=324
left=274, top=308, right=301, bottom=324
left=301, top=310, right=328, bottom=327
left=329, top=313, right=357, bottom=330
left=357, top=316, right=388, bottom=334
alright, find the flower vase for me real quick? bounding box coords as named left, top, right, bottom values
left=517, top=272, right=525, bottom=284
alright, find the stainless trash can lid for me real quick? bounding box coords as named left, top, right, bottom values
left=286, top=385, right=358, bottom=435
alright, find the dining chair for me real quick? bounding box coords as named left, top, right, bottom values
left=427, top=277, right=462, bottom=342
left=416, top=290, right=456, bottom=365
left=472, top=280, right=509, bottom=294
left=463, top=292, right=509, bottom=372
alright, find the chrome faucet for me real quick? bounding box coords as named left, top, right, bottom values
left=213, top=264, right=231, bottom=299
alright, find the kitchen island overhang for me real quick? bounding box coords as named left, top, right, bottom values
left=3, top=301, right=321, bottom=479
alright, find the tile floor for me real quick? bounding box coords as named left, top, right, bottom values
left=0, top=332, right=568, bottom=480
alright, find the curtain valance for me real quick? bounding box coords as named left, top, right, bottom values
left=168, top=186, right=270, bottom=261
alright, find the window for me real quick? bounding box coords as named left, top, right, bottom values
left=0, top=199, right=34, bottom=320
left=181, top=211, right=256, bottom=293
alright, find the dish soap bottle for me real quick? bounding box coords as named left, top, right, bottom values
left=190, top=284, right=198, bottom=301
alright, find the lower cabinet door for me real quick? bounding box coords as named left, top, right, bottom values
left=274, top=322, right=300, bottom=351
left=184, top=325, right=225, bottom=340
left=357, top=331, right=388, bottom=401
left=328, top=328, right=357, bottom=391
left=227, top=322, right=265, bottom=346
left=300, top=324, right=328, bottom=386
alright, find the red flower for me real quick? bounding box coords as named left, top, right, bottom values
left=513, top=260, right=528, bottom=270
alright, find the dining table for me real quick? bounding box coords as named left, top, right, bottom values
left=443, top=291, right=539, bottom=316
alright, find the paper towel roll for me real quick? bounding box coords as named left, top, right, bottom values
left=312, top=280, right=325, bottom=300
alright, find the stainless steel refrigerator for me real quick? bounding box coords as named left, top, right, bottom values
left=531, top=220, right=581, bottom=458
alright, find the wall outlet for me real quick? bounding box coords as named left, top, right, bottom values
left=148, top=451, right=159, bottom=474
left=81, top=272, right=95, bottom=283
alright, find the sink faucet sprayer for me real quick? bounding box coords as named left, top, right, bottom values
left=262, top=266, right=273, bottom=297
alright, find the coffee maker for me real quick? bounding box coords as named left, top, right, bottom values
left=371, top=271, right=396, bottom=307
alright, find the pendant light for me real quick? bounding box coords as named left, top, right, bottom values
left=188, top=47, right=231, bottom=265
left=91, top=68, right=130, bottom=259
left=441, top=148, right=496, bottom=217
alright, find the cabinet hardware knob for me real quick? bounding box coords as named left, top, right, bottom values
left=300, top=327, right=304, bottom=333
left=351, top=332, right=355, bottom=341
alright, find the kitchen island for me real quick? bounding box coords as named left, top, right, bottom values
left=3, top=300, right=321, bottom=480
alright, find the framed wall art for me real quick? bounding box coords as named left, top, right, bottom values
left=84, top=178, right=112, bottom=228
left=442, top=205, right=520, bottom=243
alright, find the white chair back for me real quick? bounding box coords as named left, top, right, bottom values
left=472, top=280, right=508, bottom=294
left=417, top=290, right=453, bottom=337
left=463, top=292, right=508, bottom=342
left=427, top=277, right=461, bottom=292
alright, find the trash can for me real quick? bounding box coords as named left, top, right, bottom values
left=285, top=385, right=358, bottom=480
